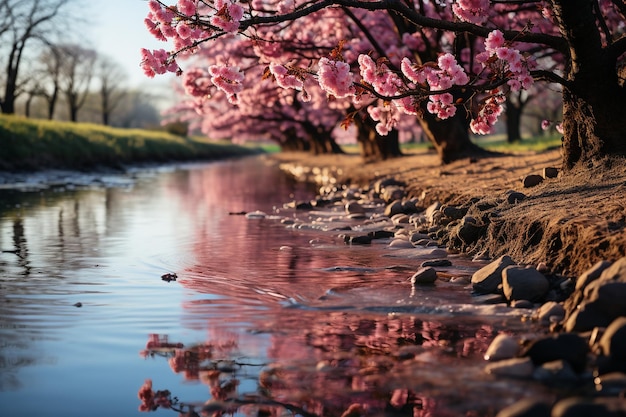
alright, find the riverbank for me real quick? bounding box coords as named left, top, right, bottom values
left=267, top=149, right=626, bottom=416
left=0, top=114, right=262, bottom=172
left=269, top=148, right=626, bottom=278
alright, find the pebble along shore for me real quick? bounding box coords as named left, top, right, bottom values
left=246, top=176, right=626, bottom=417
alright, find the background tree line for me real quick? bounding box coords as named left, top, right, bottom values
left=0, top=0, right=162, bottom=128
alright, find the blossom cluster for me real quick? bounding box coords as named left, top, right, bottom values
left=208, top=64, right=245, bottom=103
left=452, top=0, right=490, bottom=24
left=317, top=57, right=355, bottom=98
left=137, top=379, right=172, bottom=411
left=140, top=48, right=179, bottom=77
left=468, top=30, right=535, bottom=133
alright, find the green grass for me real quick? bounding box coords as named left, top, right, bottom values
left=472, top=133, right=562, bottom=153
left=0, top=115, right=263, bottom=171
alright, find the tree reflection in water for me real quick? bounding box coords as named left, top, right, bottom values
left=138, top=312, right=500, bottom=417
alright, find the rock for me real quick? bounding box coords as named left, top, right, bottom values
left=456, top=222, right=485, bottom=245
left=502, top=266, right=549, bottom=302
left=594, top=372, right=626, bottom=395
left=535, top=301, right=566, bottom=325
left=384, top=200, right=404, bottom=217
left=552, top=397, right=626, bottom=417
left=410, top=267, right=438, bottom=285
left=484, top=334, right=520, bottom=361
left=420, top=259, right=452, bottom=267
left=389, top=239, right=414, bottom=248
left=495, top=399, right=551, bottom=417
left=368, top=230, right=395, bottom=239
left=472, top=294, right=507, bottom=304
left=598, top=316, right=626, bottom=361
left=510, top=299, right=534, bottom=309
left=521, top=333, right=588, bottom=373
left=391, top=213, right=410, bottom=224
left=409, top=232, right=430, bottom=245
left=382, top=186, right=405, bottom=203
left=245, top=210, right=267, bottom=219
left=442, top=205, right=468, bottom=220
left=374, top=177, right=406, bottom=195
left=424, top=202, right=442, bottom=224
left=346, top=235, right=372, bottom=245
left=576, top=260, right=613, bottom=291
left=345, top=201, right=366, bottom=214
left=484, top=357, right=534, bottom=378
left=543, top=167, right=559, bottom=179
left=522, top=174, right=544, bottom=188
left=532, top=359, right=578, bottom=383
left=471, top=255, right=516, bottom=294
left=295, top=201, right=314, bottom=210
left=507, top=191, right=527, bottom=204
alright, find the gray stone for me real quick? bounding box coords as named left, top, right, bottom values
left=507, top=191, right=527, bottom=204
left=598, top=316, right=626, bottom=361
left=522, top=333, right=588, bottom=373
left=594, top=372, right=626, bottom=395
left=552, top=397, right=626, bottom=417
left=442, top=205, right=467, bottom=220
left=495, top=399, right=551, bottom=417
left=576, top=260, right=613, bottom=291
left=471, top=255, right=516, bottom=294
left=484, top=334, right=519, bottom=361
left=382, top=186, right=405, bottom=203
left=485, top=357, right=534, bottom=378
left=533, top=360, right=578, bottom=382
left=345, top=201, right=366, bottom=214
left=409, top=232, right=430, bottom=245
left=421, top=259, right=452, bottom=267
left=543, top=167, right=559, bottom=178
left=424, top=202, right=442, bottom=224
left=536, top=301, right=566, bottom=325
left=502, top=266, right=549, bottom=302
left=523, top=174, right=544, bottom=188
left=410, top=267, right=438, bottom=285
left=384, top=200, right=404, bottom=217
left=389, top=239, right=414, bottom=248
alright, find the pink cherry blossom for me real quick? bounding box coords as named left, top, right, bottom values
left=269, top=63, right=304, bottom=90
left=177, top=0, right=196, bottom=16
left=208, top=64, right=244, bottom=101
left=452, top=0, right=490, bottom=24
left=485, top=30, right=505, bottom=52
left=317, top=57, right=355, bottom=98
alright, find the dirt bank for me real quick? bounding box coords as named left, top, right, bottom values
left=268, top=148, right=626, bottom=277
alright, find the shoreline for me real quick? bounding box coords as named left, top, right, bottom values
left=262, top=149, right=626, bottom=415
left=267, top=149, right=626, bottom=277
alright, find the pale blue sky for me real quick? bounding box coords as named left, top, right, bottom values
left=88, top=0, right=174, bottom=88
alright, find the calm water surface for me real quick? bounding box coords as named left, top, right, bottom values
left=0, top=157, right=553, bottom=417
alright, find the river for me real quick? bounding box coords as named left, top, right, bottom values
left=0, top=156, right=555, bottom=417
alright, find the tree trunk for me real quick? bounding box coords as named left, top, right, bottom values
left=552, top=0, right=626, bottom=169
left=418, top=108, right=486, bottom=163
left=280, top=128, right=310, bottom=152
left=505, top=96, right=523, bottom=143
left=354, top=116, right=402, bottom=160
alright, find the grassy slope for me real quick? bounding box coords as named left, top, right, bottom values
left=0, top=115, right=262, bottom=171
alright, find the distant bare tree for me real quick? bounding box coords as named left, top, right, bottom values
left=96, top=56, right=127, bottom=125
left=0, top=0, right=73, bottom=114
left=58, top=44, right=96, bottom=122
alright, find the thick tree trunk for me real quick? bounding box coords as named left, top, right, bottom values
left=505, top=96, right=524, bottom=143
left=354, top=116, right=402, bottom=160
left=418, top=108, right=487, bottom=163
left=304, top=125, right=345, bottom=155
left=280, top=128, right=310, bottom=152
left=552, top=0, right=626, bottom=169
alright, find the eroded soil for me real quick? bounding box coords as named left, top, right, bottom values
left=268, top=148, right=626, bottom=277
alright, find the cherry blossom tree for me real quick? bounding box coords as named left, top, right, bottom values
left=141, top=0, right=626, bottom=169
